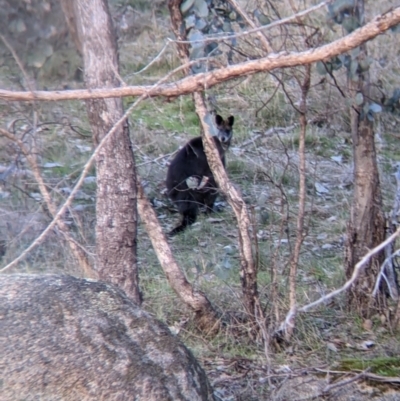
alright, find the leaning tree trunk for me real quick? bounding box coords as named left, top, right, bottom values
left=344, top=0, right=385, bottom=316
left=137, top=182, right=220, bottom=332
left=168, top=0, right=259, bottom=318
left=68, top=0, right=141, bottom=304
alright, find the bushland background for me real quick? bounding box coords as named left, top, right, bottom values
left=0, top=1, right=400, bottom=399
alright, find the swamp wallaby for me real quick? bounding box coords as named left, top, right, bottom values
left=166, top=114, right=234, bottom=236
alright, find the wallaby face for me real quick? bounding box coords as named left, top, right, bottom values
left=216, top=114, right=234, bottom=145
left=166, top=114, right=234, bottom=236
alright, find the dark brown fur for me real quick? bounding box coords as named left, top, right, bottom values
left=166, top=115, right=234, bottom=236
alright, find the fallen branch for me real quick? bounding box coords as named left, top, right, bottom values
left=315, top=367, right=400, bottom=385
left=322, top=369, right=370, bottom=394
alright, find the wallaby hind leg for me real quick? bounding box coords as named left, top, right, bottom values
left=203, top=200, right=216, bottom=214
left=168, top=207, right=198, bottom=236
left=202, top=191, right=218, bottom=214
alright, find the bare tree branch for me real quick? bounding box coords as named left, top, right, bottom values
left=173, top=0, right=331, bottom=45
left=225, top=0, right=273, bottom=53
left=377, top=164, right=400, bottom=300
left=0, top=127, right=94, bottom=277
left=0, top=7, right=398, bottom=102
left=0, top=34, right=35, bottom=92
left=278, top=225, right=400, bottom=334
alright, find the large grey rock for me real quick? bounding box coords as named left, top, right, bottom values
left=0, top=274, right=215, bottom=401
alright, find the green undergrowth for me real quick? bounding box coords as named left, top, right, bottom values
left=339, top=357, right=400, bottom=377
left=129, top=96, right=198, bottom=135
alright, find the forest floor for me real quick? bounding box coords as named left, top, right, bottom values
left=1, top=2, right=400, bottom=400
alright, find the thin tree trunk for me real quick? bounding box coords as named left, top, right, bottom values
left=345, top=0, right=385, bottom=316
left=60, top=1, right=82, bottom=55
left=167, top=0, right=190, bottom=67
left=284, top=1, right=311, bottom=340
left=70, top=0, right=141, bottom=304
left=137, top=181, right=220, bottom=332
left=168, top=0, right=259, bottom=318
left=194, top=94, right=259, bottom=317
left=286, top=65, right=310, bottom=340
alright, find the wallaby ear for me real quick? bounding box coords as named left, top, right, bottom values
left=227, top=116, right=234, bottom=127
left=215, top=114, right=223, bottom=126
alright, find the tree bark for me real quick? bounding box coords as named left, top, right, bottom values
left=345, top=111, right=385, bottom=314
left=345, top=0, right=385, bottom=316
left=137, top=182, right=220, bottom=332
left=167, top=0, right=190, bottom=67
left=70, top=0, right=141, bottom=304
